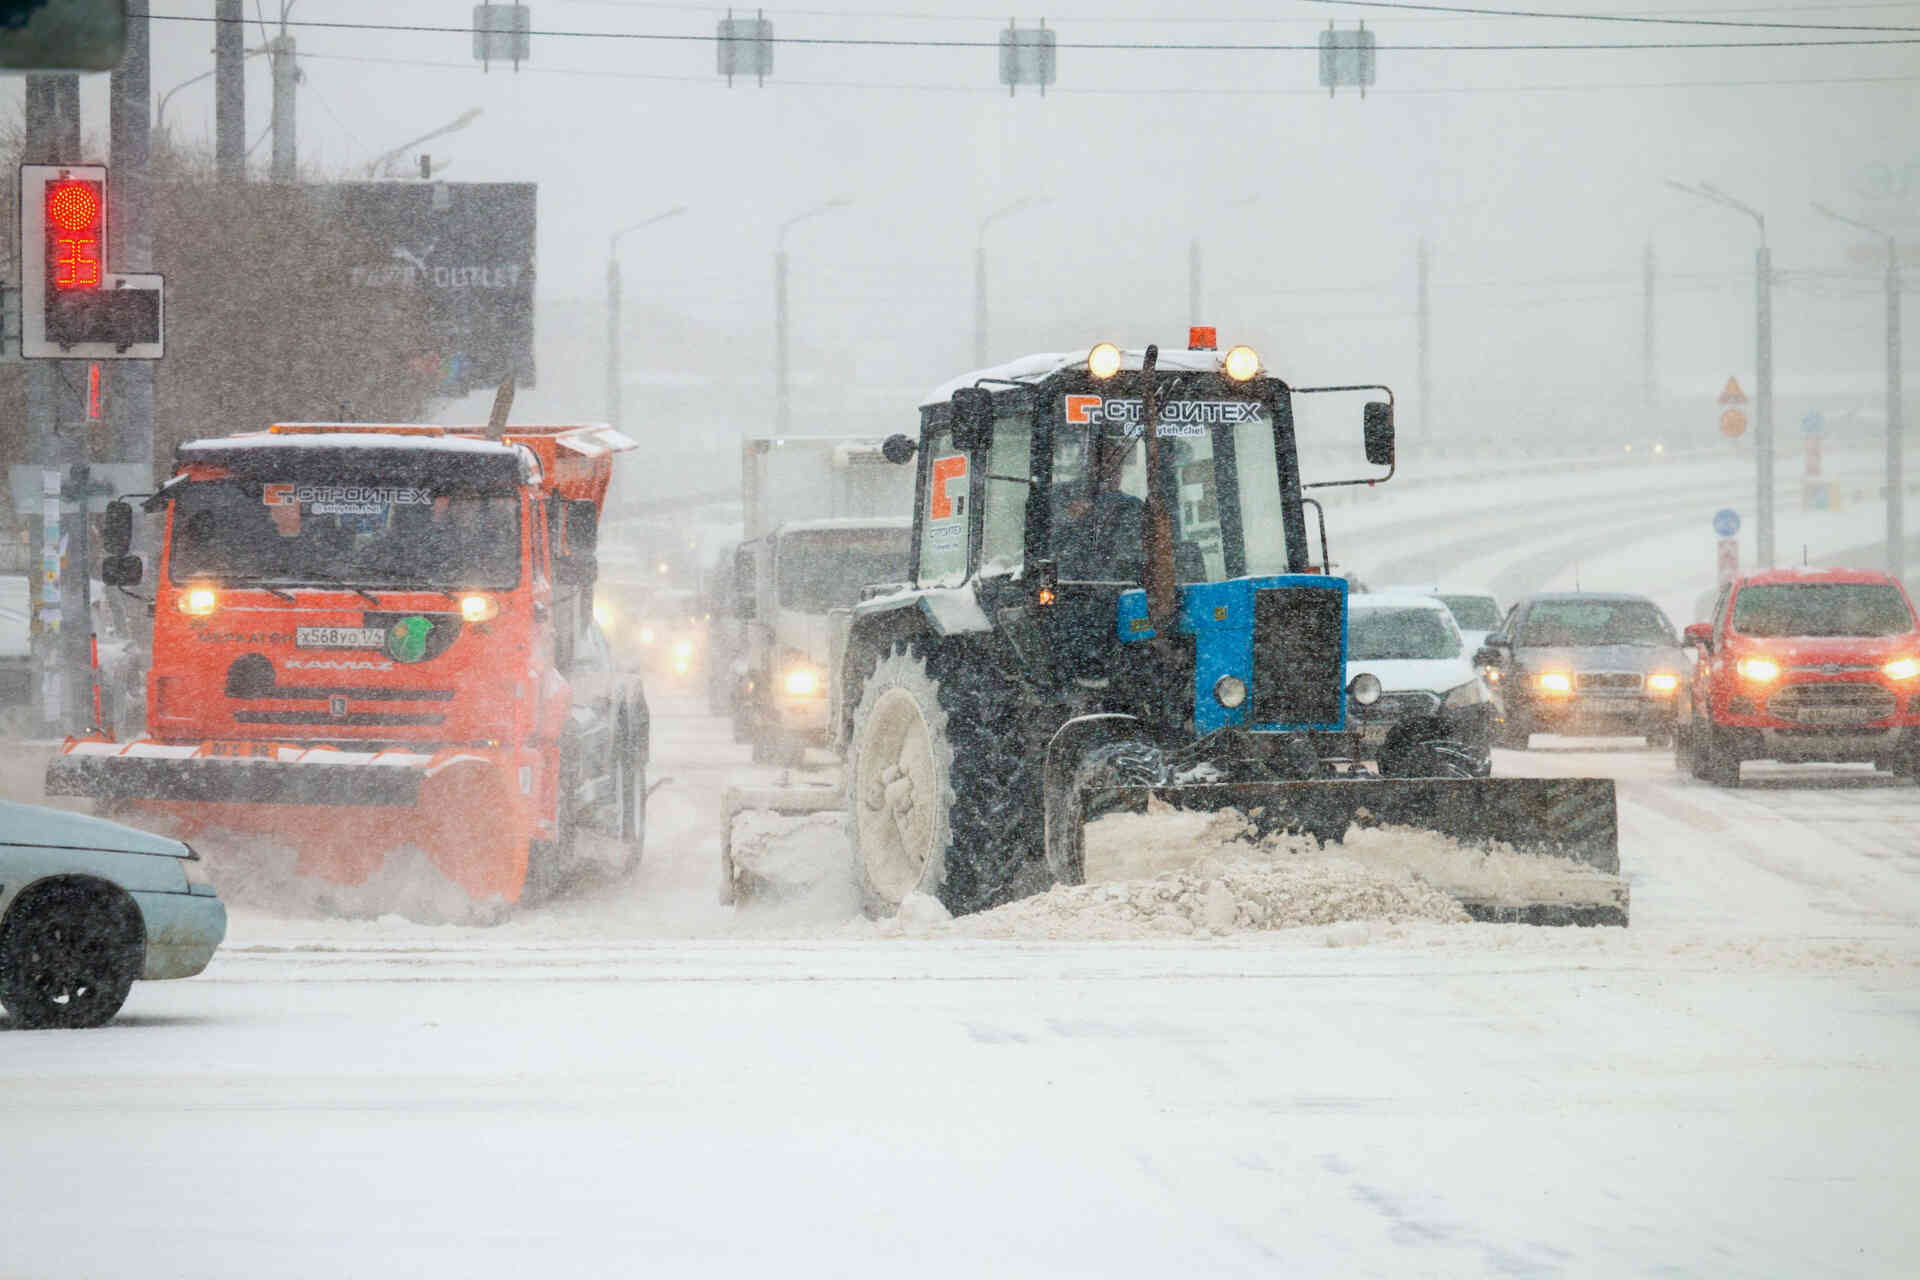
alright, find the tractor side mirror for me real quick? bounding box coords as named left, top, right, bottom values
left=1683, top=622, right=1713, bottom=652
left=881, top=433, right=918, bottom=465
left=1363, top=401, right=1395, bottom=467
left=949, top=387, right=995, bottom=452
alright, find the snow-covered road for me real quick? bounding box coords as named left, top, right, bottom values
left=6, top=450, right=1920, bottom=1277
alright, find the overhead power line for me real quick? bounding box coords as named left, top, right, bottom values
left=1301, top=0, right=1920, bottom=32
left=149, top=12, right=1920, bottom=49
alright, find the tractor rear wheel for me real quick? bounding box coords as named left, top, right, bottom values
left=1385, top=735, right=1486, bottom=780
left=846, top=644, right=1039, bottom=916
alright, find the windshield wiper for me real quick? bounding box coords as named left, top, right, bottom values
left=272, top=570, right=380, bottom=605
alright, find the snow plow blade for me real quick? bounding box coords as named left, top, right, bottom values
left=1049, top=777, right=1626, bottom=928
left=719, top=783, right=842, bottom=905
left=47, top=739, right=533, bottom=906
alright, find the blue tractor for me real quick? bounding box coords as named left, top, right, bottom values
left=832, top=337, right=1623, bottom=924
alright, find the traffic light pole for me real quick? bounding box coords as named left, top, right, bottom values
left=215, top=0, right=246, bottom=181
left=23, top=74, right=95, bottom=736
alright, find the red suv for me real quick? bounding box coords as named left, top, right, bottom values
left=1676, top=568, right=1920, bottom=786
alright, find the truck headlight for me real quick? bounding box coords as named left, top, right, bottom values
left=177, top=584, right=219, bottom=616
left=784, top=667, right=821, bottom=696
left=1537, top=671, right=1573, bottom=694
left=1443, top=679, right=1488, bottom=708
left=459, top=593, right=499, bottom=623
left=1647, top=672, right=1680, bottom=694
left=1213, top=674, right=1247, bottom=708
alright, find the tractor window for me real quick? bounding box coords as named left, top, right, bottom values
left=1231, top=418, right=1291, bottom=577
left=918, top=429, right=971, bottom=586
left=980, top=421, right=1032, bottom=578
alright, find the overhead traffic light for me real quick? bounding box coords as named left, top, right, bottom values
left=18, top=163, right=164, bottom=359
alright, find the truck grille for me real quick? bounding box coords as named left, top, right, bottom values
left=1250, top=584, right=1345, bottom=728
left=1766, top=682, right=1895, bottom=726
left=1577, top=671, right=1642, bottom=692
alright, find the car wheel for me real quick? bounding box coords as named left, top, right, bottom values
left=0, top=881, right=143, bottom=1030
left=1673, top=721, right=1694, bottom=773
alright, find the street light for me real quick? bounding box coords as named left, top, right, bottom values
left=1813, top=202, right=1906, bottom=584
left=367, top=108, right=483, bottom=179
left=1667, top=178, right=1776, bottom=568
left=606, top=205, right=690, bottom=430
left=775, top=197, right=853, bottom=434
left=975, top=196, right=1046, bottom=367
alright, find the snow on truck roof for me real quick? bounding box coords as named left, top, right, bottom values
left=775, top=516, right=913, bottom=535
left=920, top=348, right=1241, bottom=408
left=181, top=432, right=522, bottom=457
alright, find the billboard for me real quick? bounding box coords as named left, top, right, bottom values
left=331, top=182, right=536, bottom=395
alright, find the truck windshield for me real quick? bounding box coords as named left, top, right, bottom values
left=1051, top=404, right=1291, bottom=583
left=778, top=528, right=911, bottom=612
left=1730, top=583, right=1915, bottom=638
left=1349, top=607, right=1461, bottom=661
left=168, top=480, right=522, bottom=589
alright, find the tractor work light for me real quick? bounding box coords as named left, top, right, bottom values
left=1537, top=671, right=1573, bottom=694
left=1088, top=343, right=1122, bottom=380
left=1647, top=673, right=1680, bottom=694
left=459, top=593, right=500, bottom=623
left=1223, top=345, right=1260, bottom=382
left=177, top=585, right=219, bottom=617
left=1213, top=674, right=1247, bottom=709
left=1736, top=657, right=1780, bottom=683
left=1884, top=657, right=1919, bottom=681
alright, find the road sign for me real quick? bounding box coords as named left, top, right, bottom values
left=1717, top=536, right=1740, bottom=586
left=1717, top=377, right=1749, bottom=407
left=1801, top=410, right=1826, bottom=436
left=1713, top=508, right=1741, bottom=537
left=1719, top=407, right=1748, bottom=439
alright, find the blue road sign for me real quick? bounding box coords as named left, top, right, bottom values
left=1713, top=508, right=1741, bottom=537
left=1801, top=410, right=1826, bottom=435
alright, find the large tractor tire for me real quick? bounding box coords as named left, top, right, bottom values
left=1383, top=734, right=1486, bottom=780
left=0, top=880, right=143, bottom=1029
left=846, top=643, right=1040, bottom=916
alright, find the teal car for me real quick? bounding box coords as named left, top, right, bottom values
left=1, top=801, right=226, bottom=1029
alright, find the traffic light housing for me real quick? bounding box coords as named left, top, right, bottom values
left=18, top=163, right=164, bottom=359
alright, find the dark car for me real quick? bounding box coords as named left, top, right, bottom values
left=1477, top=591, right=1689, bottom=749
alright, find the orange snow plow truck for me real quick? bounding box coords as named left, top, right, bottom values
left=46, top=422, right=649, bottom=913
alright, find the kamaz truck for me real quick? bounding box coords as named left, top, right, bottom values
left=827, top=335, right=1625, bottom=924
left=46, top=421, right=649, bottom=917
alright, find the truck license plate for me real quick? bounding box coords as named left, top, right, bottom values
left=296, top=626, right=384, bottom=649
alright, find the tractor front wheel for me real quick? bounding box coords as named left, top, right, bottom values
left=846, top=644, right=1039, bottom=916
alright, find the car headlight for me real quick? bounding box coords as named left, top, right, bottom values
left=1213, top=674, right=1247, bottom=708
left=784, top=667, right=821, bottom=696
left=1537, top=671, right=1573, bottom=694
left=1884, top=657, right=1919, bottom=681
left=672, top=639, right=695, bottom=660
left=1646, top=672, right=1680, bottom=694
left=638, top=626, right=656, bottom=646
left=1737, top=656, right=1780, bottom=683
left=1443, top=679, right=1489, bottom=708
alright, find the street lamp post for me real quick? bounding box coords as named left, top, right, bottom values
left=975, top=196, right=1045, bottom=368
left=368, top=108, right=483, bottom=179
left=1814, top=203, right=1905, bottom=584
left=605, top=205, right=689, bottom=431
left=1188, top=195, right=1261, bottom=327
left=776, top=198, right=852, bottom=434
left=1666, top=179, right=1776, bottom=568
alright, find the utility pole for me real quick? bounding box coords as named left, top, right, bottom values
left=1188, top=237, right=1202, bottom=329
left=1814, top=203, right=1906, bottom=584
left=605, top=206, right=688, bottom=431
left=215, top=0, right=245, bottom=180
left=23, top=74, right=93, bottom=734
left=1417, top=238, right=1431, bottom=446
left=269, top=29, right=297, bottom=183
left=1642, top=239, right=1656, bottom=411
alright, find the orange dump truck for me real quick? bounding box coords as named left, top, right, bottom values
left=46, top=423, right=649, bottom=913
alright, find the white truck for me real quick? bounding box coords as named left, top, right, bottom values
left=719, top=438, right=915, bottom=765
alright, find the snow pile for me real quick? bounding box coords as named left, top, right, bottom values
left=190, top=829, right=508, bottom=926
left=725, top=809, right=860, bottom=923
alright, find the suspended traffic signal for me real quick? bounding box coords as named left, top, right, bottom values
left=18, top=163, right=164, bottom=359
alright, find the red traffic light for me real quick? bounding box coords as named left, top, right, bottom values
left=47, top=181, right=101, bottom=232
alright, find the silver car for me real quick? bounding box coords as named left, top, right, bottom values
left=1, top=801, right=226, bottom=1029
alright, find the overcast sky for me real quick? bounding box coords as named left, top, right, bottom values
left=13, top=1, right=1918, bottom=447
